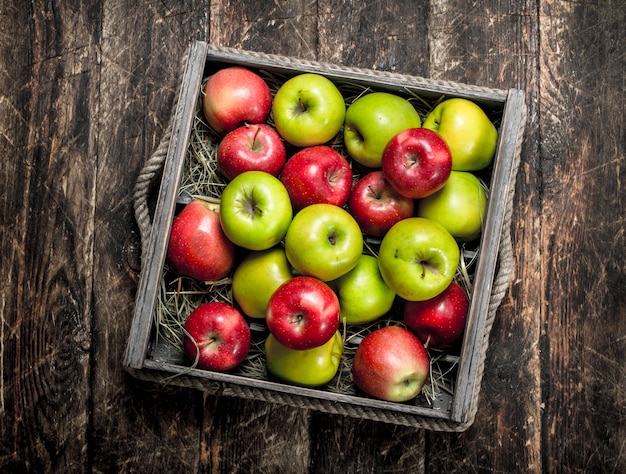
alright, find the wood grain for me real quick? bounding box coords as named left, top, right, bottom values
left=539, top=1, right=626, bottom=472
left=1, top=2, right=97, bottom=470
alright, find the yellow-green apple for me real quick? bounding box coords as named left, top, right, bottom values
left=265, top=330, right=343, bottom=387
left=231, top=246, right=293, bottom=319
left=417, top=170, right=487, bottom=241
left=332, top=254, right=396, bottom=325
left=167, top=200, right=236, bottom=282
left=343, top=92, right=421, bottom=168
left=183, top=302, right=251, bottom=371
left=217, top=123, right=286, bottom=180
left=403, top=280, right=469, bottom=349
left=381, top=128, right=452, bottom=199
left=352, top=326, right=429, bottom=402
left=422, top=97, right=498, bottom=171
left=266, top=276, right=340, bottom=350
left=219, top=171, right=293, bottom=251
left=348, top=171, right=414, bottom=237
left=285, top=203, right=363, bottom=281
left=202, top=66, right=272, bottom=135
left=378, top=217, right=459, bottom=301
left=280, top=145, right=352, bottom=212
left=271, top=73, right=345, bottom=147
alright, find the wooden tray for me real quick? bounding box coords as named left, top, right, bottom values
left=123, top=41, right=526, bottom=432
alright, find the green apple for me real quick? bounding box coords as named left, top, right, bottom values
left=271, top=73, right=346, bottom=147
left=422, top=98, right=498, bottom=171
left=417, top=170, right=488, bottom=242
left=332, top=254, right=396, bottom=325
left=284, top=203, right=363, bottom=281
left=265, top=330, right=343, bottom=387
left=378, top=217, right=460, bottom=301
left=343, top=92, right=421, bottom=168
left=219, top=171, right=293, bottom=251
left=231, top=246, right=294, bottom=318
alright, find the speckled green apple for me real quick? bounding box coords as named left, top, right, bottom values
left=219, top=171, right=293, bottom=251
left=417, top=171, right=488, bottom=242
left=378, top=217, right=460, bottom=301
left=265, top=330, right=343, bottom=387
left=231, top=246, right=293, bottom=319
left=272, top=73, right=346, bottom=147
left=285, top=203, right=363, bottom=281
left=332, top=254, right=396, bottom=325
left=422, top=98, right=498, bottom=171
left=343, top=92, right=421, bottom=168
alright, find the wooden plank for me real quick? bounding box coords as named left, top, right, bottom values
left=307, top=1, right=434, bottom=471
left=425, top=0, right=543, bottom=472
left=538, top=1, right=626, bottom=472
left=0, top=0, right=102, bottom=470
left=89, top=1, right=210, bottom=471
left=209, top=0, right=318, bottom=59
left=201, top=2, right=321, bottom=472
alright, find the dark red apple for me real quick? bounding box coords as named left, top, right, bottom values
left=183, top=302, right=251, bottom=371
left=402, top=280, right=469, bottom=349
left=202, top=66, right=272, bottom=135
left=381, top=127, right=452, bottom=199
left=352, top=326, right=430, bottom=402
left=348, top=171, right=414, bottom=237
left=266, top=275, right=340, bottom=350
left=167, top=200, right=236, bottom=281
left=280, top=145, right=352, bottom=212
left=217, top=123, right=287, bottom=180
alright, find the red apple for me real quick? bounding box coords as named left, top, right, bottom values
left=266, top=276, right=340, bottom=350
left=381, top=128, right=452, bottom=199
left=403, top=280, right=469, bottom=349
left=348, top=171, right=414, bottom=237
left=167, top=200, right=236, bottom=281
left=352, top=325, right=430, bottom=402
left=217, top=123, right=287, bottom=180
left=280, top=145, right=352, bottom=212
left=202, top=66, right=272, bottom=135
left=183, top=302, right=251, bottom=371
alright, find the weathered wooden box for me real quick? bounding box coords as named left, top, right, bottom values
left=124, top=41, right=526, bottom=431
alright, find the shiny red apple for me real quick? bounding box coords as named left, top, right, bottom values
left=280, top=145, right=352, bottom=212
left=266, top=276, right=340, bottom=350
left=381, top=127, right=452, bottom=199
left=202, top=66, right=272, bottom=135
left=348, top=171, right=414, bottom=237
left=183, top=302, right=251, bottom=371
left=403, top=280, right=469, bottom=349
left=352, top=325, right=430, bottom=402
left=217, top=123, right=287, bottom=180
left=166, top=200, right=236, bottom=281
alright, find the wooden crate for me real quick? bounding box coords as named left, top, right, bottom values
left=124, top=41, right=526, bottom=432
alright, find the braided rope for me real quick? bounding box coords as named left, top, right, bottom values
left=133, top=109, right=174, bottom=264
left=131, top=43, right=525, bottom=431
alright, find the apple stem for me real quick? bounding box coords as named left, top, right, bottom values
left=197, top=337, right=217, bottom=348
left=298, top=96, right=308, bottom=113
left=367, top=184, right=381, bottom=200
left=290, top=313, right=304, bottom=325
left=424, top=335, right=431, bottom=349
left=252, top=125, right=261, bottom=146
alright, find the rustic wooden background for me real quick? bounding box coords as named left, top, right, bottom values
left=1, top=1, right=624, bottom=472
